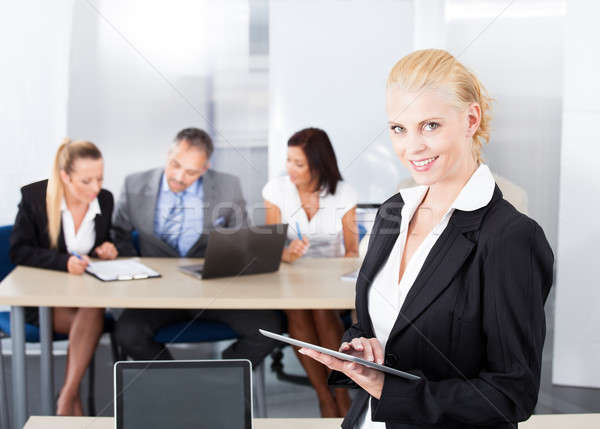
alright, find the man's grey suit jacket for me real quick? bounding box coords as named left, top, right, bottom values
left=112, top=167, right=248, bottom=257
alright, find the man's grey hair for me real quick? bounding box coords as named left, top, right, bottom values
left=171, top=127, right=214, bottom=158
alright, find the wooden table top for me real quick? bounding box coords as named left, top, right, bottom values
left=22, top=414, right=600, bottom=429
left=24, top=416, right=343, bottom=428
left=0, top=257, right=359, bottom=309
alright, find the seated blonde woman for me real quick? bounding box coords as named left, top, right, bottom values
left=10, top=139, right=118, bottom=415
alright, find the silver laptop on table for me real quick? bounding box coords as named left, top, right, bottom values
left=179, top=224, right=288, bottom=279
left=114, top=360, right=252, bottom=429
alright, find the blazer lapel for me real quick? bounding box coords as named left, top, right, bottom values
left=171, top=170, right=214, bottom=257
left=93, top=200, right=108, bottom=247
left=201, top=169, right=217, bottom=232
left=93, top=213, right=104, bottom=247
left=137, top=169, right=163, bottom=235
left=354, top=194, right=404, bottom=338
left=388, top=222, right=475, bottom=340
left=387, top=185, right=503, bottom=341
left=134, top=168, right=180, bottom=256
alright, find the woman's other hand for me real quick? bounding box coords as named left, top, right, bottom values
left=94, top=241, right=118, bottom=260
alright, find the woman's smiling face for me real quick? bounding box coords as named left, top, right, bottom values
left=386, top=86, right=480, bottom=186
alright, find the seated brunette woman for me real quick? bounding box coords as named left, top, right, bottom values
left=262, top=127, right=359, bottom=417
left=9, top=139, right=118, bottom=416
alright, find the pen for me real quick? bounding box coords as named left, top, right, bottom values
left=72, top=251, right=83, bottom=260
left=296, top=221, right=303, bottom=241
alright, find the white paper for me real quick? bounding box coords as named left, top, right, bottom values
left=86, top=259, right=160, bottom=281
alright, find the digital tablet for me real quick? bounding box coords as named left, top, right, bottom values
left=259, top=329, right=420, bottom=381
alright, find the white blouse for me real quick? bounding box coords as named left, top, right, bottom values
left=358, top=164, right=495, bottom=428
left=61, top=198, right=100, bottom=256
left=262, top=176, right=358, bottom=258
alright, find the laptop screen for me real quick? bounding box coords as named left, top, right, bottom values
left=115, top=360, right=252, bottom=429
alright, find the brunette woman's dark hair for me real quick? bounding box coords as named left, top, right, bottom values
left=288, top=128, right=343, bottom=195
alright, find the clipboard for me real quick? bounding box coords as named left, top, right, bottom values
left=259, top=329, right=420, bottom=380
left=85, top=259, right=161, bottom=282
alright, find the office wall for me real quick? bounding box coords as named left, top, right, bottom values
left=553, top=1, right=600, bottom=388
left=268, top=0, right=415, bottom=204
left=0, top=0, right=569, bottom=247
left=445, top=0, right=564, bottom=250
left=0, top=1, right=74, bottom=225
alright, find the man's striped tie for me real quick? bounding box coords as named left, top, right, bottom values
left=161, top=193, right=184, bottom=254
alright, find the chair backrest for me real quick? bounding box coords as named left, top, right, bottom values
left=358, top=223, right=367, bottom=243
left=0, top=225, right=15, bottom=281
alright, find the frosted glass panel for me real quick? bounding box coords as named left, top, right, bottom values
left=445, top=0, right=565, bottom=250
left=268, top=0, right=414, bottom=204
left=67, top=0, right=269, bottom=221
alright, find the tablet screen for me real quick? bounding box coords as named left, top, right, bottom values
left=115, top=361, right=251, bottom=429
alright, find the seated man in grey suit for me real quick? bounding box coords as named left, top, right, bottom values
left=112, top=127, right=283, bottom=365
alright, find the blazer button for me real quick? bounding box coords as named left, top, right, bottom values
left=385, top=353, right=398, bottom=367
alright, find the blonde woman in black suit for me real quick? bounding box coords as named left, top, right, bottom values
left=10, top=139, right=117, bottom=415
left=299, top=50, right=554, bottom=428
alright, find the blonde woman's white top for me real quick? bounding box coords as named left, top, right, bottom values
left=60, top=198, right=100, bottom=255
left=358, top=164, right=495, bottom=428
left=262, top=176, right=358, bottom=258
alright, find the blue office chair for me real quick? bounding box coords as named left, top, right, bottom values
left=358, top=223, right=367, bottom=244
left=0, top=312, right=116, bottom=416
left=0, top=225, right=118, bottom=420
left=0, top=225, right=14, bottom=427
left=0, top=226, right=15, bottom=283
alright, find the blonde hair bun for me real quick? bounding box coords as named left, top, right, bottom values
left=387, top=49, right=492, bottom=163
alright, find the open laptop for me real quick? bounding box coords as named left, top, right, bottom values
left=114, top=360, right=252, bottom=429
left=179, top=224, right=288, bottom=279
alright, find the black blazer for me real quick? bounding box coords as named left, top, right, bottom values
left=9, top=179, right=114, bottom=271
left=329, top=185, right=554, bottom=429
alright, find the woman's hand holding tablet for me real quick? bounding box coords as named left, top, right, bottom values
left=300, top=337, right=387, bottom=400
left=259, top=329, right=419, bottom=400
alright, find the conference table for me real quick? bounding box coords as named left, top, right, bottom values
left=22, top=414, right=600, bottom=428
left=0, top=257, right=359, bottom=429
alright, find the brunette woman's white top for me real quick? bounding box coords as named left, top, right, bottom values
left=358, top=164, right=495, bottom=428
left=262, top=175, right=357, bottom=257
